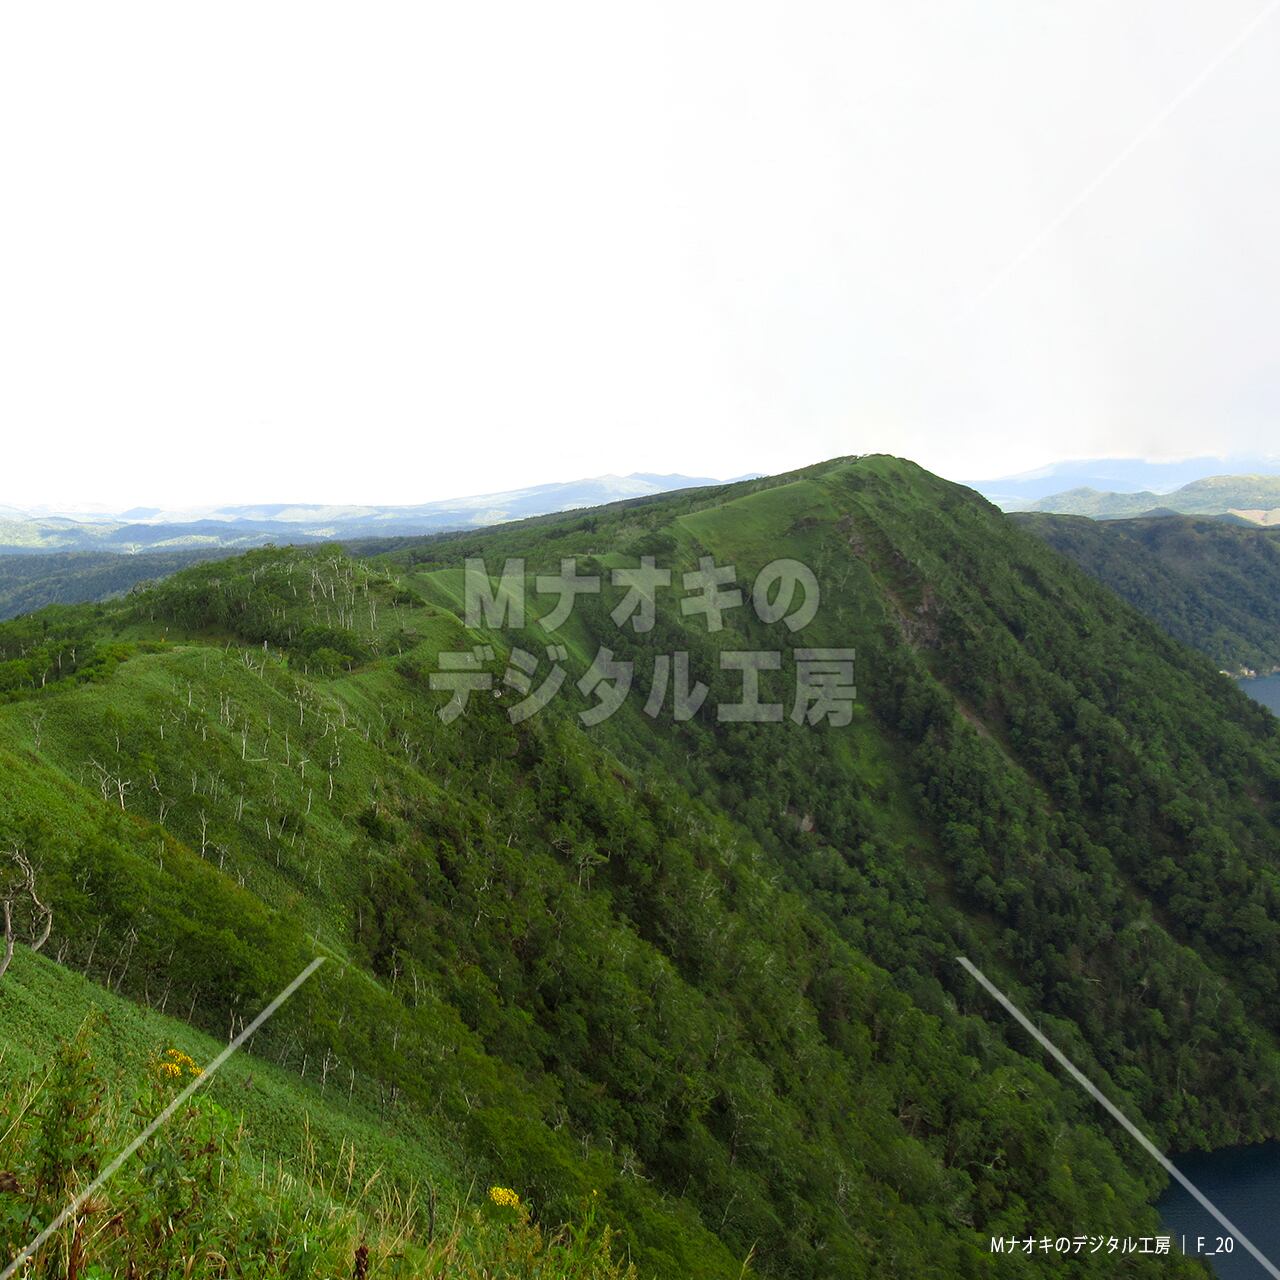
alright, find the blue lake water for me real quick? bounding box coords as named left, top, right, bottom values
left=1239, top=674, right=1280, bottom=714
left=1157, top=1144, right=1280, bottom=1276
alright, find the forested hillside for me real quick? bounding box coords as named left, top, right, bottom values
left=0, top=549, right=232, bottom=621
left=1017, top=512, right=1280, bottom=673
left=4, top=455, right=1278, bottom=1276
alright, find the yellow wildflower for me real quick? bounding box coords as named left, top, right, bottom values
left=488, top=1185, right=521, bottom=1209
left=156, top=1048, right=204, bottom=1080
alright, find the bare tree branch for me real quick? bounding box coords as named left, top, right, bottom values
left=0, top=846, right=54, bottom=980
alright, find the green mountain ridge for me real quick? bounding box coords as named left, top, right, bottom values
left=3, top=454, right=1278, bottom=1276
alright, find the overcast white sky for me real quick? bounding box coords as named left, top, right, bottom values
left=2, top=2, right=1278, bottom=507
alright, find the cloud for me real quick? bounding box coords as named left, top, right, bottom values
left=2, top=1, right=1277, bottom=504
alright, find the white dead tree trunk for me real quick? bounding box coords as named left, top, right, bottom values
left=89, top=759, right=132, bottom=809
left=0, top=848, right=54, bottom=980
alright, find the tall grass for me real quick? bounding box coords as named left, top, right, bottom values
left=0, top=1018, right=636, bottom=1278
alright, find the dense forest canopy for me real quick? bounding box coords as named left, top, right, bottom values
left=1017, top=512, right=1280, bottom=673
left=0, top=549, right=233, bottom=621
left=2, top=455, right=1277, bottom=1277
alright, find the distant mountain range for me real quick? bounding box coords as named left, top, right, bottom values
left=971, top=455, right=1280, bottom=510
left=1020, top=474, right=1280, bottom=523
left=0, top=472, right=737, bottom=553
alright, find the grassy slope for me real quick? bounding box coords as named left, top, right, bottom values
left=0, top=945, right=459, bottom=1201
left=1, top=950, right=640, bottom=1279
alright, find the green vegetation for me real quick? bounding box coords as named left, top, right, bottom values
left=0, top=551, right=233, bottom=622
left=6, top=454, right=1277, bottom=1275
left=0, top=952, right=632, bottom=1277
left=1016, top=512, right=1280, bottom=672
